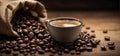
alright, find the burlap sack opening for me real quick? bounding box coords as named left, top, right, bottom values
left=0, top=0, right=47, bottom=37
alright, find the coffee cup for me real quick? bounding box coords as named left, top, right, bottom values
left=45, top=17, right=82, bottom=45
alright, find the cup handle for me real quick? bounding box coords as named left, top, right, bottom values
left=45, top=20, right=50, bottom=28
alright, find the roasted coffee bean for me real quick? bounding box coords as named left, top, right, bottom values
left=70, top=50, right=75, bottom=55
left=18, top=40, right=24, bottom=44
left=13, top=46, right=19, bottom=51
left=107, top=42, right=114, bottom=46
left=76, top=51, right=80, bottom=55
left=31, top=47, right=36, bottom=51
left=86, top=47, right=92, bottom=51
left=6, top=41, right=10, bottom=44
left=103, top=30, right=108, bottom=33
left=108, top=45, right=115, bottom=50
left=35, top=39, right=41, bottom=43
left=21, top=24, right=27, bottom=28
left=38, top=33, right=44, bottom=39
left=49, top=53, right=54, bottom=56
left=19, top=49, right=24, bottom=53
left=64, top=48, right=69, bottom=53
left=91, top=30, right=95, bottom=33
left=30, top=44, right=36, bottom=47
left=95, top=39, right=101, bottom=44
left=86, top=43, right=92, bottom=47
left=79, top=47, right=84, bottom=52
left=24, top=38, right=29, bottom=43
left=100, top=45, right=106, bottom=51
left=91, top=34, right=96, bottom=38
left=19, top=43, right=27, bottom=48
left=38, top=49, right=45, bottom=54
left=86, top=27, right=90, bottom=30
left=38, top=41, right=44, bottom=46
left=26, top=21, right=31, bottom=25
left=23, top=52, right=28, bottom=56
left=83, top=31, right=87, bottom=34
left=58, top=52, right=62, bottom=55
left=104, top=36, right=110, bottom=41
left=13, top=52, right=19, bottom=56
left=44, top=48, right=49, bottom=52
left=51, top=49, right=57, bottom=53
left=26, top=49, right=30, bottom=52
left=4, top=48, right=11, bottom=54
left=22, top=29, right=28, bottom=34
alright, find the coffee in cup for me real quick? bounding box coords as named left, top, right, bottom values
left=45, top=17, right=82, bottom=45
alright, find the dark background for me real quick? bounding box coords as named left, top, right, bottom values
left=37, top=0, right=119, bottom=11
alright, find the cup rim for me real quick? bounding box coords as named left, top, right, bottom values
left=47, top=17, right=83, bottom=28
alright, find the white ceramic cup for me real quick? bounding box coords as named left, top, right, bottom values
left=45, top=17, right=83, bottom=44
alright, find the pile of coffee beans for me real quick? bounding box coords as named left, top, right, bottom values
left=0, top=9, right=115, bottom=56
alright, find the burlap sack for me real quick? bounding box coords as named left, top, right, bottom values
left=0, top=0, right=47, bottom=37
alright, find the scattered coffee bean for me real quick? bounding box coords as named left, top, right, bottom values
left=100, top=45, right=106, bottom=51
left=86, top=47, right=92, bottom=51
left=103, top=30, right=108, bottom=33
left=64, top=48, right=69, bottom=53
left=38, top=49, right=45, bottom=54
left=91, top=30, right=95, bottom=33
left=76, top=51, right=80, bottom=55
left=58, top=52, right=62, bottom=55
left=70, top=50, right=75, bottom=55
left=108, top=45, right=115, bottom=50
left=107, top=42, right=114, bottom=46
left=13, top=52, right=19, bottom=56
left=49, top=53, right=54, bottom=56
left=86, top=27, right=90, bottom=30
left=104, top=36, right=110, bottom=41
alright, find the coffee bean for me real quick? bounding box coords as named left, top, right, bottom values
left=70, top=50, right=75, bottom=55
left=24, top=38, right=29, bottom=43
left=38, top=33, right=44, bottom=39
left=91, top=30, right=95, bottom=33
left=6, top=41, right=10, bottom=44
left=23, top=52, right=28, bottom=56
left=86, top=47, right=92, bottom=51
left=86, top=27, right=90, bottom=30
left=22, top=29, right=28, bottom=34
left=100, top=45, right=106, bottom=51
left=79, top=47, right=84, bottom=52
left=13, top=46, right=19, bottom=51
left=86, top=43, right=92, bottom=47
left=38, top=49, right=45, bottom=54
left=19, top=43, right=27, bottom=48
left=58, top=52, right=62, bottom=55
left=64, top=48, right=69, bottom=53
left=91, top=34, right=96, bottom=38
left=31, top=47, right=36, bottom=51
left=26, top=49, right=30, bottom=52
left=107, top=42, right=114, bottom=46
left=76, top=51, right=80, bottom=55
left=18, top=40, right=24, bottom=44
left=4, top=48, right=11, bottom=54
left=12, top=52, right=19, bottom=56
left=104, top=36, right=110, bottom=41
left=19, top=49, right=24, bottom=53
left=38, top=41, right=44, bottom=46
left=49, top=53, right=54, bottom=56
left=51, top=49, right=56, bottom=53
left=21, top=24, right=27, bottom=28
left=26, top=21, right=31, bottom=25
left=95, top=39, right=101, bottom=44
left=44, top=48, right=49, bottom=52
left=103, top=30, right=108, bottom=33
left=108, top=45, right=115, bottom=50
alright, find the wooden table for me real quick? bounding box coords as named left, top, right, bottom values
left=1, top=11, right=120, bottom=56
left=47, top=11, right=120, bottom=56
